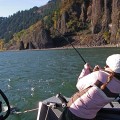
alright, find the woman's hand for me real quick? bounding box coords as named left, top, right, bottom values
left=93, top=65, right=101, bottom=72
left=78, top=63, right=92, bottom=79
left=84, top=63, right=93, bottom=72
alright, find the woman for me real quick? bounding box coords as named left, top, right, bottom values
left=59, top=54, right=120, bottom=120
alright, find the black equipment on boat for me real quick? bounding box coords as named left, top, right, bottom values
left=0, top=89, right=10, bottom=120
left=47, top=102, right=62, bottom=109
left=56, top=93, right=68, bottom=108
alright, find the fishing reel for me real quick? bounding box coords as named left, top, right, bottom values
left=46, top=93, right=68, bottom=109
left=56, top=93, right=68, bottom=108
left=47, top=102, right=63, bottom=109
left=0, top=89, right=10, bottom=120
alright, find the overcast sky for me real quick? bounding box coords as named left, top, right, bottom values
left=0, top=0, right=50, bottom=17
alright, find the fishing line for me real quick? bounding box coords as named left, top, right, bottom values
left=54, top=28, right=86, bottom=64
left=9, top=107, right=38, bottom=114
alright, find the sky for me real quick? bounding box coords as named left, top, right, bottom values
left=0, top=0, right=50, bottom=17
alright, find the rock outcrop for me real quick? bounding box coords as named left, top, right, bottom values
left=19, top=41, right=25, bottom=50
left=56, top=0, right=120, bottom=46
left=19, top=28, right=53, bottom=50
left=110, top=0, right=120, bottom=43
left=35, top=28, right=53, bottom=49
left=17, top=21, right=54, bottom=50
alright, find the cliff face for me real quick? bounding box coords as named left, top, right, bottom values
left=91, top=0, right=120, bottom=39
left=57, top=0, right=120, bottom=46
left=7, top=21, right=54, bottom=50
left=110, top=0, right=120, bottom=43
left=91, top=0, right=104, bottom=33
left=7, top=0, right=120, bottom=50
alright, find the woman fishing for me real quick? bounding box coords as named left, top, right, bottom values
left=59, top=54, right=120, bottom=120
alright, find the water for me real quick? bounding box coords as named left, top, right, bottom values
left=0, top=47, right=120, bottom=120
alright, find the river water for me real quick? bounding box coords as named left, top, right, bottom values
left=0, top=47, right=120, bottom=120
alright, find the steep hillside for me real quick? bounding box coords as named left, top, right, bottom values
left=0, top=0, right=60, bottom=43
left=55, top=0, right=120, bottom=46
left=0, top=0, right=120, bottom=50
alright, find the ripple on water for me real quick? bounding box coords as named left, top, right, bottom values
left=0, top=48, right=120, bottom=120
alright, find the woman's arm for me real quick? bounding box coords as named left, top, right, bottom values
left=76, top=64, right=101, bottom=91
left=78, top=63, right=92, bottom=80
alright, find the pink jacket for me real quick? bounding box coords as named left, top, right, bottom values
left=69, top=64, right=120, bottom=119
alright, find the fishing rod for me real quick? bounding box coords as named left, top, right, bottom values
left=55, top=28, right=86, bottom=64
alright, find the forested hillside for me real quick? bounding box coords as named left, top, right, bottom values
left=0, top=0, right=120, bottom=51
left=0, top=0, right=60, bottom=43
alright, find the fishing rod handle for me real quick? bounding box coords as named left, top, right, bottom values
left=56, top=93, right=68, bottom=104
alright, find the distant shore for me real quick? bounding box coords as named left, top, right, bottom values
left=1, top=44, right=119, bottom=52
left=48, top=44, right=120, bottom=50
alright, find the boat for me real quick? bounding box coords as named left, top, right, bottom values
left=0, top=88, right=120, bottom=120
left=37, top=94, right=120, bottom=120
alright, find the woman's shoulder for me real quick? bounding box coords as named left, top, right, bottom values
left=94, top=70, right=109, bottom=75
left=91, top=70, right=109, bottom=81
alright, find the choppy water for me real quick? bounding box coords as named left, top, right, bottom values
left=0, top=47, right=120, bottom=120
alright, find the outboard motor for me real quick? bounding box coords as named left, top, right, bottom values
left=0, top=89, right=10, bottom=120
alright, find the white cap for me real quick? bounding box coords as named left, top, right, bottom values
left=106, top=54, right=120, bottom=73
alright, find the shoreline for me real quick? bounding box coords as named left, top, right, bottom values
left=48, top=44, right=119, bottom=50
left=0, top=44, right=119, bottom=52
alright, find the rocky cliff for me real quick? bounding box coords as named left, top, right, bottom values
left=6, top=0, right=120, bottom=50
left=7, top=21, right=54, bottom=50
left=56, top=0, right=120, bottom=46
